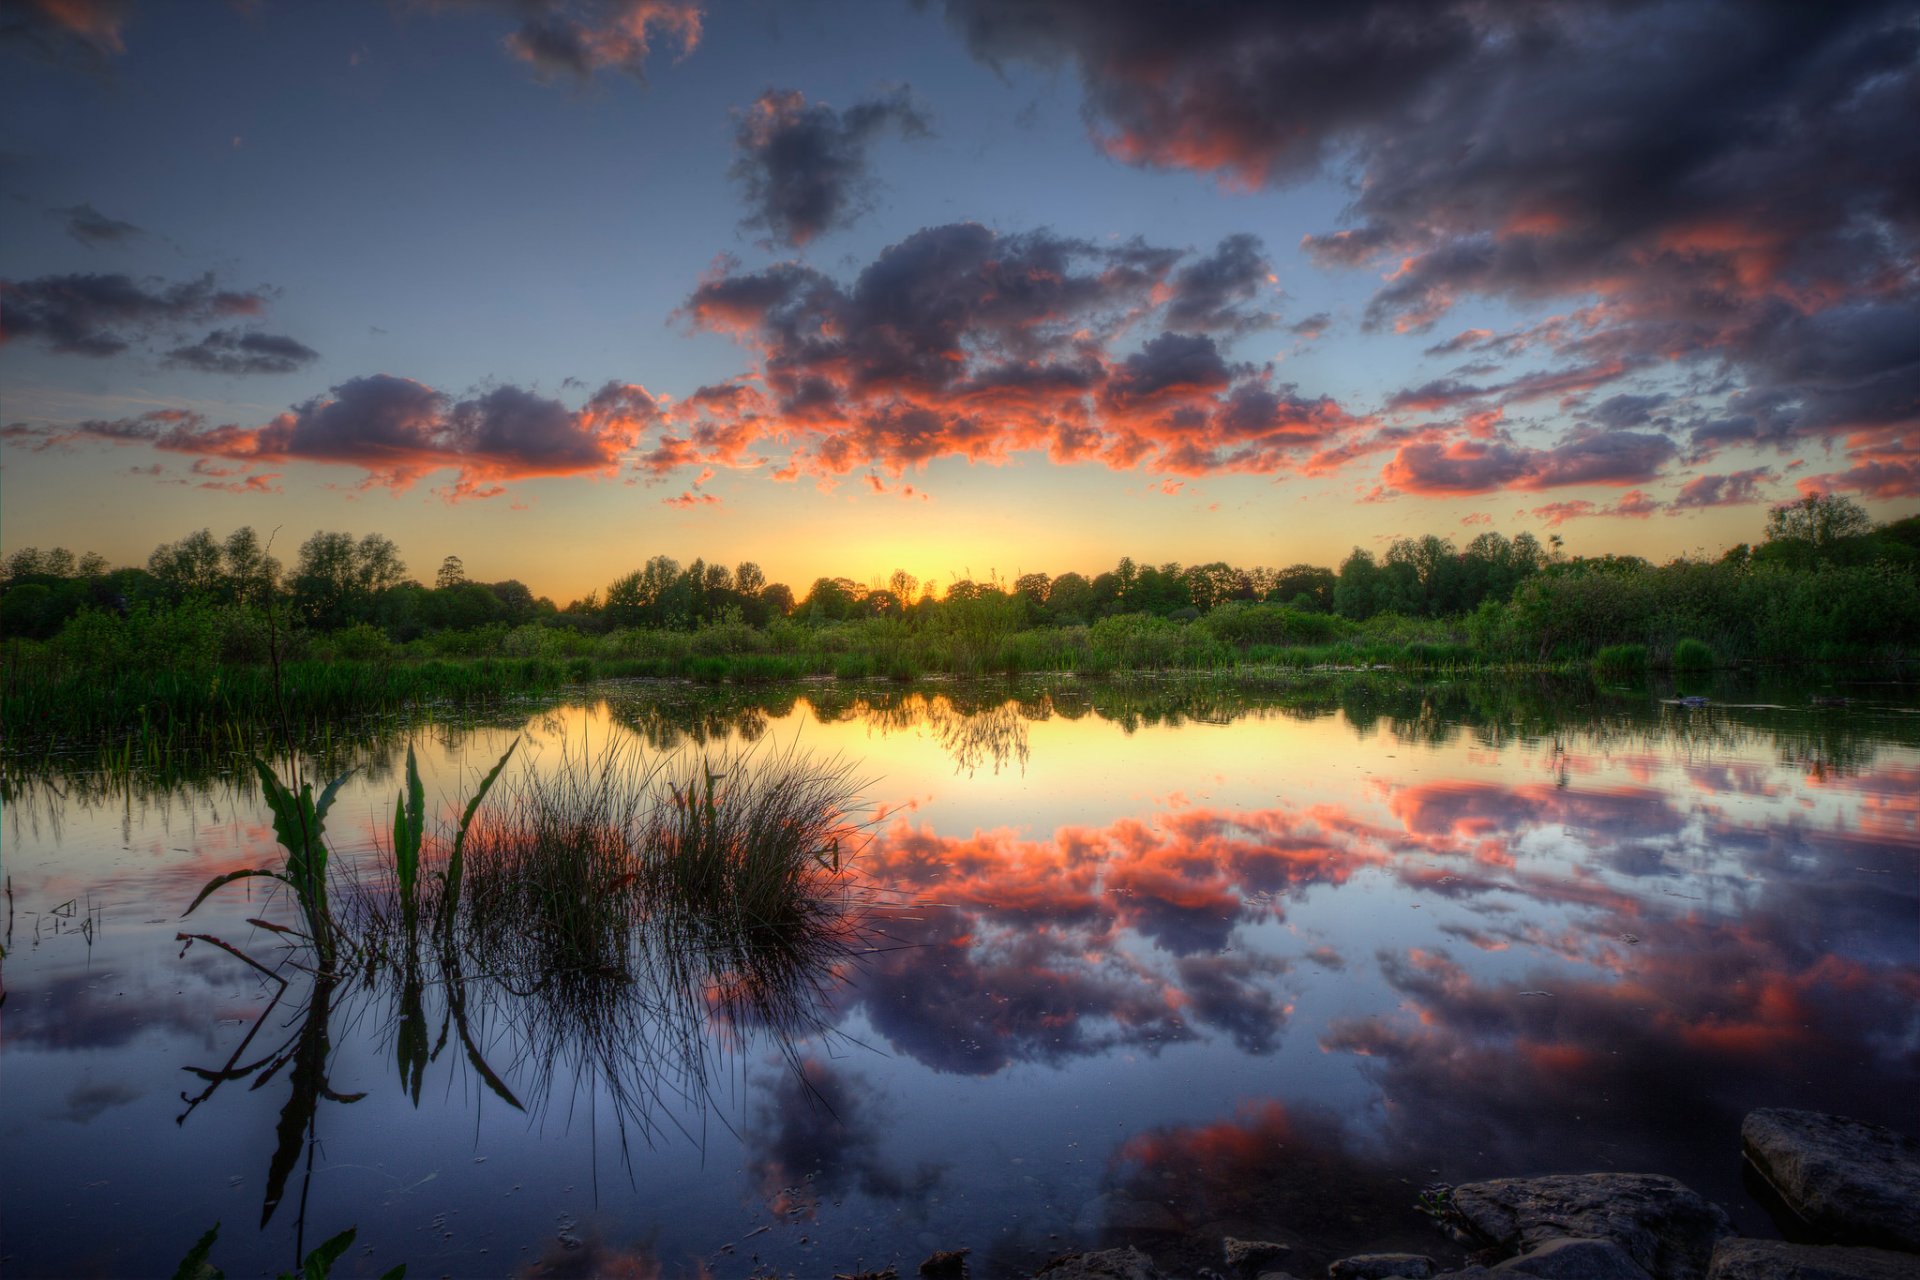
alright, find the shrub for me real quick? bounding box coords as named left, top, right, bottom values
left=332, top=622, right=393, bottom=662
left=1671, top=638, right=1714, bottom=671
left=1592, top=643, right=1648, bottom=677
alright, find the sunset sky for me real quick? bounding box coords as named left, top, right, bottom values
left=3, top=0, right=1915, bottom=601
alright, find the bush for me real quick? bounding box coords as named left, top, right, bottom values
left=1199, top=601, right=1349, bottom=648
left=1671, top=638, right=1714, bottom=671
left=332, top=622, right=393, bottom=661
left=1592, top=643, right=1648, bottom=676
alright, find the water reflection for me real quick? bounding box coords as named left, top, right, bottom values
left=1, top=675, right=1915, bottom=1277
left=162, top=737, right=894, bottom=1269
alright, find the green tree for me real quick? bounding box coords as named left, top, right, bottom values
left=149, top=529, right=226, bottom=600
left=1765, top=493, right=1873, bottom=548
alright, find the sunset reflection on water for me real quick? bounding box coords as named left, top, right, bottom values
left=2, top=681, right=1914, bottom=1278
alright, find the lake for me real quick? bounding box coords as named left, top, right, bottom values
left=3, top=675, right=1916, bottom=1278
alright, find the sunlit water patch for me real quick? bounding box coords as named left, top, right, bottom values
left=2, top=680, right=1915, bottom=1278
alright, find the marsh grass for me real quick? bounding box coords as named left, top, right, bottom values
left=336, top=734, right=883, bottom=1147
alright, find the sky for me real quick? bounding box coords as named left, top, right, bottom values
left=2, top=0, right=1916, bottom=602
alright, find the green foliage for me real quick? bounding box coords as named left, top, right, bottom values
left=1593, top=643, right=1649, bottom=677
left=183, top=757, right=355, bottom=969
left=1672, top=637, right=1715, bottom=671
left=442, top=738, right=516, bottom=935
left=172, top=1222, right=403, bottom=1280
left=331, top=622, right=392, bottom=661
left=391, top=744, right=426, bottom=936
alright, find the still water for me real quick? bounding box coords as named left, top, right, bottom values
left=3, top=677, right=1916, bottom=1278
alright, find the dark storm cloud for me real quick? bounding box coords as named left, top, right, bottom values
left=0, top=271, right=264, bottom=356
left=936, top=0, right=1920, bottom=498
left=731, top=86, right=931, bottom=248
left=58, top=202, right=141, bottom=246
left=166, top=328, right=320, bottom=376
left=682, top=222, right=1372, bottom=479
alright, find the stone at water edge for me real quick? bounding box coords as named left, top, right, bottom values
left=1707, top=1240, right=1920, bottom=1280
left=1224, top=1237, right=1293, bottom=1278
left=1452, top=1174, right=1732, bottom=1280
left=1492, top=1237, right=1654, bottom=1280
left=1031, top=1245, right=1164, bottom=1280
left=1329, top=1253, right=1439, bottom=1279
left=920, top=1247, right=971, bottom=1277
left=1741, top=1110, right=1920, bottom=1253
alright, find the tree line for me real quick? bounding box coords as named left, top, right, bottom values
left=2, top=493, right=1914, bottom=647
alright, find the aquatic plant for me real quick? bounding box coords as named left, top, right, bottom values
left=1592, top=643, right=1649, bottom=678
left=173, top=1221, right=403, bottom=1280
left=182, top=756, right=355, bottom=970
left=1672, top=637, right=1715, bottom=671
left=381, top=737, right=517, bottom=946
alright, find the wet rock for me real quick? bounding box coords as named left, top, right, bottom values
left=1493, top=1238, right=1654, bottom=1280
left=920, top=1248, right=970, bottom=1278
left=1032, top=1246, right=1163, bottom=1279
left=1329, top=1253, right=1437, bottom=1279
left=1224, top=1238, right=1293, bottom=1278
left=1452, top=1174, right=1732, bottom=1280
left=1741, top=1110, right=1920, bottom=1252
left=1708, top=1240, right=1920, bottom=1280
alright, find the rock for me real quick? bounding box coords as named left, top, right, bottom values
left=1032, top=1246, right=1164, bottom=1280
left=1494, top=1238, right=1654, bottom=1280
left=1452, top=1174, right=1732, bottom=1280
left=1329, top=1253, right=1438, bottom=1280
left=1708, top=1240, right=1920, bottom=1280
left=920, top=1248, right=970, bottom=1277
left=1742, top=1110, right=1920, bottom=1252
left=1224, top=1238, right=1292, bottom=1277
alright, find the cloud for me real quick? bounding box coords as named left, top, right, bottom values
left=1380, top=429, right=1678, bottom=497
left=497, top=0, right=701, bottom=83
left=0, top=272, right=265, bottom=357
left=731, top=87, right=931, bottom=247
left=166, top=328, right=320, bottom=376
left=841, top=794, right=1375, bottom=1074
left=1161, top=233, right=1281, bottom=335
left=23, top=375, right=661, bottom=499
left=1671, top=467, right=1774, bottom=510
left=680, top=222, right=1372, bottom=481
left=0, top=0, right=129, bottom=63
left=937, top=0, right=1920, bottom=501
left=746, top=1060, right=943, bottom=1218
left=58, top=202, right=141, bottom=246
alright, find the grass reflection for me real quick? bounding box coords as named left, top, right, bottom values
left=176, top=736, right=895, bottom=1248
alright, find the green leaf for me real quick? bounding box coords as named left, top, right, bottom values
left=395, top=745, right=425, bottom=933
left=379, top=1267, right=407, bottom=1280
left=182, top=869, right=294, bottom=919
left=171, top=1223, right=224, bottom=1280
left=441, top=737, right=515, bottom=933
left=298, top=1226, right=356, bottom=1280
